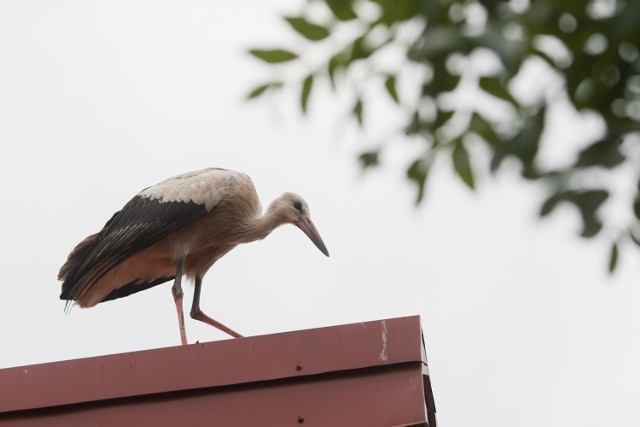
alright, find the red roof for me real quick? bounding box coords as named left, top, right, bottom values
left=0, top=316, right=436, bottom=426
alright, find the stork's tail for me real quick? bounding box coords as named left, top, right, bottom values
left=58, top=233, right=99, bottom=300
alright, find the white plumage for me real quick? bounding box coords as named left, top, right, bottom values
left=140, top=168, right=242, bottom=211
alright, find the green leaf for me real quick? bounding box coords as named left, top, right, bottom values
left=479, top=76, right=516, bottom=105
left=468, top=113, right=498, bottom=144
left=326, top=0, right=357, bottom=21
left=479, top=26, right=525, bottom=75
left=608, top=242, right=619, bottom=273
left=405, top=112, right=421, bottom=135
left=301, top=74, right=314, bottom=113
left=431, top=57, right=461, bottom=92
left=359, top=150, right=379, bottom=168
left=434, top=109, right=455, bottom=129
left=349, top=36, right=372, bottom=62
left=634, top=196, right=640, bottom=219
left=249, top=49, right=298, bottom=63
left=353, top=98, right=363, bottom=126
left=539, top=194, right=556, bottom=217
left=573, top=77, right=596, bottom=109
left=407, top=156, right=431, bottom=203
left=327, top=54, right=343, bottom=89
left=452, top=140, right=475, bottom=189
left=285, top=16, right=330, bottom=41
left=540, top=189, right=609, bottom=237
left=491, top=107, right=545, bottom=178
left=575, top=138, right=626, bottom=169
left=377, top=0, right=423, bottom=24
left=384, top=74, right=399, bottom=103
left=246, top=82, right=282, bottom=99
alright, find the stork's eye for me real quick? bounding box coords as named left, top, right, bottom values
left=293, top=201, right=302, bottom=211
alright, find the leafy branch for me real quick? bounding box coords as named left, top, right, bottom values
left=248, top=0, right=640, bottom=272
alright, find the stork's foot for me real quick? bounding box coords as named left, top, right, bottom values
left=190, top=308, right=243, bottom=338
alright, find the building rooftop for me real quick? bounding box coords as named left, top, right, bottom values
left=0, top=316, right=436, bottom=426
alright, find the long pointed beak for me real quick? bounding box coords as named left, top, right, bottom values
left=297, top=217, right=330, bottom=257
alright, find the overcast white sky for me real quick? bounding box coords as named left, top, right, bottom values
left=1, top=1, right=639, bottom=426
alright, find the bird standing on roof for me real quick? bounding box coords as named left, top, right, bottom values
left=58, top=168, right=329, bottom=345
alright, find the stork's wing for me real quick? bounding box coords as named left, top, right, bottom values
left=59, top=195, right=208, bottom=303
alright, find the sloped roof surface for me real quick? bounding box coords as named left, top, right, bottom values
left=0, top=316, right=436, bottom=426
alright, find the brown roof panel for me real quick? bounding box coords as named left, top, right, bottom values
left=0, top=316, right=436, bottom=427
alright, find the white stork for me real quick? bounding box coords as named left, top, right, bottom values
left=58, top=168, right=329, bottom=345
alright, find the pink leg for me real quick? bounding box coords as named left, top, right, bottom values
left=190, top=275, right=243, bottom=339
left=172, top=256, right=188, bottom=345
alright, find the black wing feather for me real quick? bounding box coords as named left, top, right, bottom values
left=60, top=195, right=208, bottom=302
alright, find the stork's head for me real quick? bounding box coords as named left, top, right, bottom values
left=270, top=192, right=330, bottom=257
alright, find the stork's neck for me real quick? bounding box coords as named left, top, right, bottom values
left=242, top=203, right=286, bottom=243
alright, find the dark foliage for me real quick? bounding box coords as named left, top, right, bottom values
left=249, top=0, right=640, bottom=271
